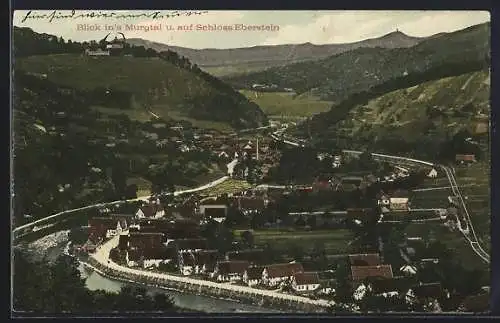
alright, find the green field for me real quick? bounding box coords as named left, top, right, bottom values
left=126, top=177, right=152, bottom=197
left=404, top=222, right=489, bottom=273
left=404, top=160, right=490, bottom=273
left=202, top=63, right=273, bottom=78
left=235, top=229, right=354, bottom=255
left=17, top=54, right=264, bottom=131
left=239, top=90, right=332, bottom=117
left=410, top=187, right=452, bottom=209
left=199, top=179, right=252, bottom=196
left=152, top=105, right=235, bottom=133
left=454, top=161, right=491, bottom=252
left=91, top=105, right=153, bottom=123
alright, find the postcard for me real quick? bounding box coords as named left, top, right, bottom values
left=11, top=9, right=491, bottom=315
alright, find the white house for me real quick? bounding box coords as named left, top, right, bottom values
left=218, top=151, right=230, bottom=159
left=400, top=264, right=417, bottom=276
left=136, top=202, right=165, bottom=219
left=390, top=197, right=409, bottom=210
left=213, top=261, right=250, bottom=282
left=143, top=258, right=169, bottom=269
left=427, top=168, right=438, bottom=178
left=105, top=220, right=124, bottom=238
left=353, top=283, right=368, bottom=301
left=179, top=252, right=196, bottom=276
left=292, top=272, right=321, bottom=293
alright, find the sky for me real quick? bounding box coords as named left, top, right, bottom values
left=12, top=10, right=490, bottom=49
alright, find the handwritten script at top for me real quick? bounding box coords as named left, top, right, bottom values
left=20, top=10, right=209, bottom=23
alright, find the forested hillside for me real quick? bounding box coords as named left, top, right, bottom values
left=227, top=23, right=490, bottom=104
left=299, top=70, right=490, bottom=161
left=13, top=71, right=223, bottom=225
left=13, top=27, right=268, bottom=130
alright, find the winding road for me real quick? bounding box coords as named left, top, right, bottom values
left=90, top=232, right=331, bottom=308
left=13, top=169, right=233, bottom=238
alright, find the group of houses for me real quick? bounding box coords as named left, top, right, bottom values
left=83, top=201, right=488, bottom=311
left=348, top=252, right=450, bottom=308
left=197, top=191, right=271, bottom=220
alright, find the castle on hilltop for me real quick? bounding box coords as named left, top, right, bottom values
left=84, top=32, right=125, bottom=57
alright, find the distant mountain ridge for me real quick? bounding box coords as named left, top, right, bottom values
left=226, top=22, right=490, bottom=102
left=126, top=29, right=426, bottom=68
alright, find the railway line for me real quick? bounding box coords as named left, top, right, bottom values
left=273, top=130, right=490, bottom=264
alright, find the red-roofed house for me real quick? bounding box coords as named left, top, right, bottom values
left=455, top=154, right=476, bottom=164
left=175, top=238, right=208, bottom=252
left=136, top=202, right=166, bottom=219
left=348, top=253, right=381, bottom=266
left=128, top=232, right=165, bottom=250
left=193, top=250, right=220, bottom=275
left=225, top=249, right=265, bottom=264
left=292, top=272, right=320, bottom=293
left=351, top=265, right=394, bottom=282
left=213, top=261, right=250, bottom=282
left=88, top=217, right=128, bottom=242
left=243, top=266, right=264, bottom=287
left=262, top=263, right=304, bottom=287
left=142, top=246, right=175, bottom=269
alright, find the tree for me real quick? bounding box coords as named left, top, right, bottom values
left=215, top=225, right=234, bottom=254
left=241, top=230, right=255, bottom=248
left=311, top=241, right=328, bottom=270
left=334, top=258, right=354, bottom=305
left=12, top=251, right=177, bottom=314
left=153, top=293, right=175, bottom=311
left=124, top=184, right=138, bottom=199
left=288, top=242, right=305, bottom=262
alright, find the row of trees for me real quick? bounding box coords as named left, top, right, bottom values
left=13, top=251, right=177, bottom=314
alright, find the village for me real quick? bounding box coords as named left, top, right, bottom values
left=68, top=133, right=487, bottom=313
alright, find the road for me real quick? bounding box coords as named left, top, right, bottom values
left=91, top=232, right=332, bottom=308
left=13, top=175, right=231, bottom=236
left=273, top=129, right=490, bottom=265
left=14, top=157, right=242, bottom=238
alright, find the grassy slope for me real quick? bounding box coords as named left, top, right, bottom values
left=202, top=62, right=277, bottom=78
left=197, top=179, right=252, bottom=196
left=239, top=90, right=332, bottom=117
left=334, top=70, right=490, bottom=139
left=16, top=54, right=264, bottom=131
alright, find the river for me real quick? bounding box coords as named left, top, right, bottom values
left=19, top=231, right=282, bottom=314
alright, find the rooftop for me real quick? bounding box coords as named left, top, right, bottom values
left=351, top=265, right=394, bottom=281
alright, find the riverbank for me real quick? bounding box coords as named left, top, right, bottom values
left=78, top=260, right=282, bottom=313
left=86, top=257, right=326, bottom=313
left=88, top=234, right=331, bottom=313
